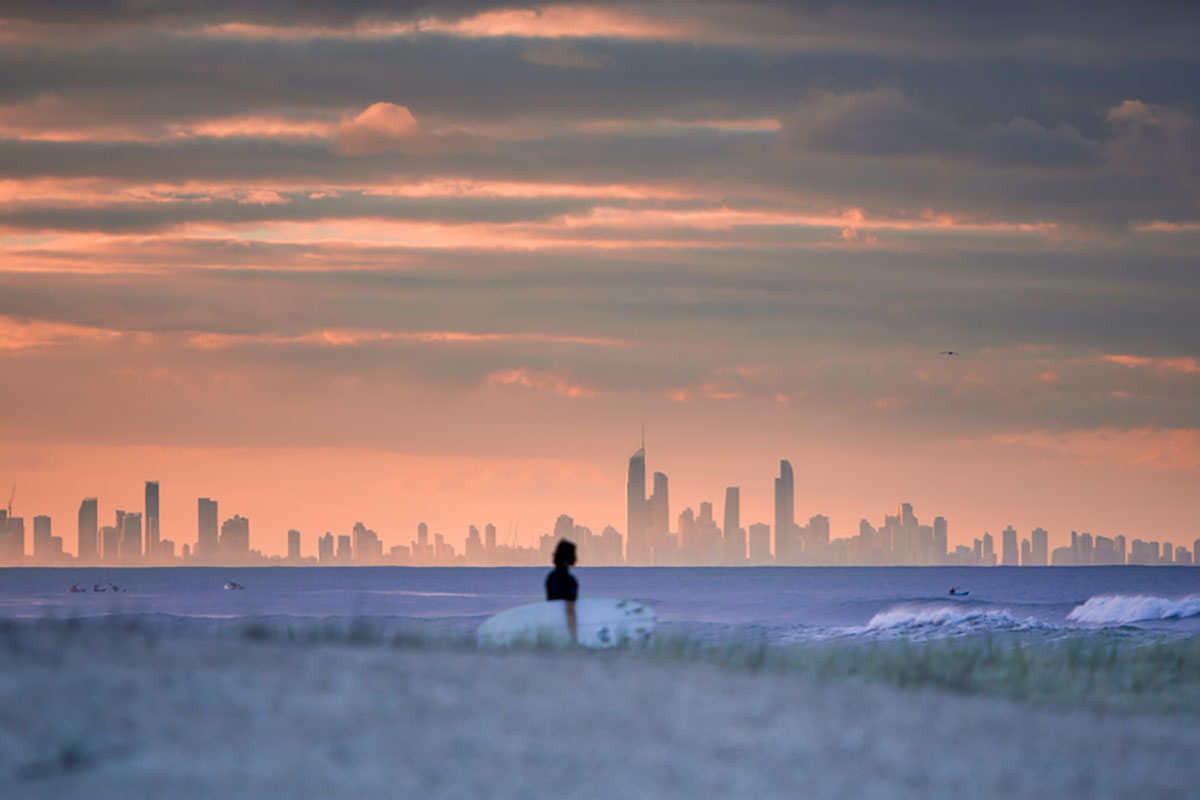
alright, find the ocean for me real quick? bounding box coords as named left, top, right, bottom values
left=3, top=565, right=1199, bottom=645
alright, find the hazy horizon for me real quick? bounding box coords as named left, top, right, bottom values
left=2, top=2, right=1198, bottom=560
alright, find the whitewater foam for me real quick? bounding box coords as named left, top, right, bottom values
left=862, top=604, right=1053, bottom=638
left=1067, top=594, right=1200, bottom=625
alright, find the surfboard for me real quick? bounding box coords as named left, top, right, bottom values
left=477, top=598, right=656, bottom=649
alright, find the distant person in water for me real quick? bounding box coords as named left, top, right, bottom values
left=545, top=539, right=578, bottom=642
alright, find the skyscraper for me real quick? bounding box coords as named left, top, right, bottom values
left=723, top=487, right=740, bottom=541
left=774, top=460, right=794, bottom=564
left=100, top=525, right=120, bottom=562
left=32, top=515, right=52, bottom=561
left=120, top=512, right=142, bottom=560
left=932, top=516, right=948, bottom=564
left=197, top=498, right=218, bottom=559
left=1001, top=525, right=1018, bottom=566
left=0, top=513, right=24, bottom=563
left=626, top=446, right=647, bottom=565
left=748, top=523, right=771, bottom=565
left=647, top=471, right=670, bottom=548
left=1031, top=527, right=1048, bottom=566
left=220, top=515, right=250, bottom=561
left=78, top=497, right=98, bottom=563
left=145, top=481, right=160, bottom=558
left=287, top=529, right=301, bottom=562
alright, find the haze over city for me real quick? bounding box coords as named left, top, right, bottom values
left=2, top=444, right=1194, bottom=567
left=2, top=5, right=1200, bottom=799
left=0, top=1, right=1197, bottom=561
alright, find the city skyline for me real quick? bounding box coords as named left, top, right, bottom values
left=0, top=3, right=1197, bottom=573
left=2, top=441, right=1195, bottom=567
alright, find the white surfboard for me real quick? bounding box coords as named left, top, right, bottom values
left=477, top=598, right=656, bottom=649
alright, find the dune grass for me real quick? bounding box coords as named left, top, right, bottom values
left=17, top=615, right=1193, bottom=717
left=230, top=616, right=1200, bottom=716
left=639, top=632, right=1200, bottom=716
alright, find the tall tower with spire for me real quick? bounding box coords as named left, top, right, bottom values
left=626, top=443, right=647, bottom=565
left=774, top=459, right=795, bottom=564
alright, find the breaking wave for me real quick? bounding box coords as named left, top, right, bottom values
left=862, top=604, right=1053, bottom=638
left=1067, top=594, right=1200, bottom=625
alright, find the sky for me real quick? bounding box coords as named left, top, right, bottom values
left=1, top=1, right=1198, bottom=557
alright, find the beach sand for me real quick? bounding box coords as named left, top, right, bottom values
left=1, top=624, right=1197, bottom=799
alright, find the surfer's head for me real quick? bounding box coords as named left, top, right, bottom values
left=553, top=539, right=577, bottom=568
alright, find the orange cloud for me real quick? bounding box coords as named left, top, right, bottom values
left=1101, top=354, right=1200, bottom=374
left=486, top=368, right=596, bottom=398
left=993, top=427, right=1200, bottom=471
left=186, top=329, right=628, bottom=350
left=0, top=316, right=123, bottom=349
left=336, top=102, right=491, bottom=156
left=425, top=6, right=686, bottom=40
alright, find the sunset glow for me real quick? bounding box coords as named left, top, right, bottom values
left=1, top=1, right=1197, bottom=562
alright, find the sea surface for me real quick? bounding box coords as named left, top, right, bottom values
left=3, top=566, right=1199, bottom=645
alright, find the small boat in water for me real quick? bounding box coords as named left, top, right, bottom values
left=948, top=587, right=970, bottom=597
left=224, top=582, right=245, bottom=591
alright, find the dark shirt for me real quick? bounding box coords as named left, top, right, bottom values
left=544, top=567, right=578, bottom=602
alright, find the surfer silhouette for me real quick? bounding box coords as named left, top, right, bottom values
left=545, top=539, right=579, bottom=642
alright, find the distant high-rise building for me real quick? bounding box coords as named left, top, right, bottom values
left=287, top=529, right=301, bottom=562
left=318, top=532, right=334, bottom=564
left=595, top=525, right=624, bottom=565
left=748, top=523, right=771, bottom=565
left=626, top=446, right=647, bottom=565
left=723, top=487, right=740, bottom=540
left=677, top=507, right=696, bottom=561
left=806, top=514, right=830, bottom=554
left=1094, top=535, right=1119, bottom=565
left=465, top=524, right=484, bottom=563
left=336, top=534, right=352, bottom=563
left=0, top=514, right=24, bottom=562
left=145, top=481, right=160, bottom=558
left=1031, top=528, right=1048, bottom=566
left=413, top=522, right=432, bottom=564
left=1001, top=525, right=1018, bottom=566
left=554, top=514, right=574, bottom=542
left=485, top=523, right=496, bottom=552
left=197, top=498, right=218, bottom=559
left=1076, top=532, right=1094, bottom=565
left=932, top=516, right=948, bottom=564
left=1020, top=538, right=1031, bottom=566
left=100, top=525, right=120, bottom=562
left=120, top=512, right=142, bottom=560
left=352, top=521, right=382, bottom=564
left=646, top=471, right=669, bottom=560
left=32, top=515, right=52, bottom=561
left=774, top=460, right=795, bottom=564
left=219, top=515, right=250, bottom=560
left=982, top=532, right=995, bottom=566
left=78, top=498, right=98, bottom=563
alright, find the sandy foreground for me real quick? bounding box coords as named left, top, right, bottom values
left=1, top=625, right=1197, bottom=800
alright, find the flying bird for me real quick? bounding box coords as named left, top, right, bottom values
left=939, top=350, right=959, bottom=356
